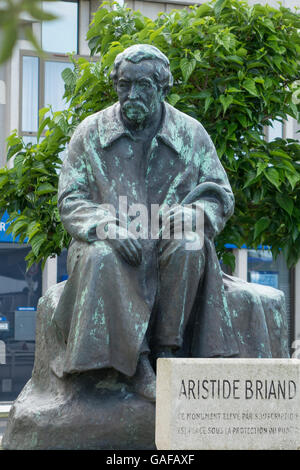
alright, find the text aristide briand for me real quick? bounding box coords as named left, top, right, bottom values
left=179, top=378, right=297, bottom=400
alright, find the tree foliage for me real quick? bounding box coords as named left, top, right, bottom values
left=0, top=0, right=58, bottom=64
left=0, top=0, right=300, bottom=269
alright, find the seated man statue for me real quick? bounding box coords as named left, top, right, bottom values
left=51, top=44, right=270, bottom=401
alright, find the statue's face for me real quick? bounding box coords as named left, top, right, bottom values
left=116, top=60, right=163, bottom=125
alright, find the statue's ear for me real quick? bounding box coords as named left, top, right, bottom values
left=160, top=85, right=169, bottom=102
left=159, top=85, right=169, bottom=102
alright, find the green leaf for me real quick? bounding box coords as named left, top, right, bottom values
left=7, top=143, right=23, bottom=160
left=226, top=55, right=243, bottom=66
left=254, top=77, right=264, bottom=85
left=0, top=23, right=18, bottom=64
left=262, top=18, right=275, bottom=33
left=168, top=94, right=181, bottom=106
left=227, top=87, right=242, bottom=93
left=214, top=0, right=228, bottom=17
left=219, top=95, right=233, bottom=114
left=149, top=24, right=165, bottom=41
left=251, top=152, right=268, bottom=159
left=37, top=117, right=51, bottom=141
left=269, top=150, right=291, bottom=160
left=256, top=161, right=268, bottom=176
left=102, top=45, right=124, bottom=69
left=180, top=58, right=196, bottom=83
left=30, top=233, right=47, bottom=257
left=242, top=79, right=259, bottom=97
left=276, top=193, right=294, bottom=216
left=247, top=61, right=265, bottom=69
left=204, top=95, right=214, bottom=113
left=243, top=171, right=257, bottom=189
left=254, top=217, right=271, bottom=240
left=195, top=4, right=212, bottom=17
left=222, top=251, right=236, bottom=272
left=27, top=221, right=42, bottom=241
left=286, top=172, right=300, bottom=190
left=6, top=132, right=21, bottom=147
left=10, top=219, right=28, bottom=238
left=0, top=174, right=9, bottom=189
left=236, top=114, right=248, bottom=128
left=265, top=168, right=281, bottom=189
left=39, top=107, right=50, bottom=122
left=61, top=68, right=76, bottom=87
left=36, top=183, right=57, bottom=196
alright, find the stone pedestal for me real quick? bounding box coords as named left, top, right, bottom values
left=2, top=373, right=155, bottom=450
left=2, top=282, right=155, bottom=450
left=156, top=358, right=300, bottom=450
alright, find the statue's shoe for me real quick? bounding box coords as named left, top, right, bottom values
left=130, top=354, right=156, bottom=402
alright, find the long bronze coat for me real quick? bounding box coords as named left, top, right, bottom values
left=52, top=102, right=243, bottom=377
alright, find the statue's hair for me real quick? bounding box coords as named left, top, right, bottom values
left=111, top=44, right=173, bottom=95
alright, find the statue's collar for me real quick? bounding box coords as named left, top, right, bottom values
left=98, top=102, right=182, bottom=155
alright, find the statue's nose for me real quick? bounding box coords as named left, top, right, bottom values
left=128, top=84, right=139, bottom=99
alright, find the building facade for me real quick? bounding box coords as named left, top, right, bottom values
left=0, top=0, right=299, bottom=402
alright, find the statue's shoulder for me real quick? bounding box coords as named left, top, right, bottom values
left=72, top=103, right=117, bottom=140
left=164, top=102, right=209, bottom=140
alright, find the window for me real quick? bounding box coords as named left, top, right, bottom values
left=21, top=56, right=39, bottom=134
left=20, top=52, right=73, bottom=144
left=20, top=1, right=81, bottom=144
left=44, top=61, right=73, bottom=113
left=42, top=1, right=79, bottom=54
left=0, top=244, right=42, bottom=401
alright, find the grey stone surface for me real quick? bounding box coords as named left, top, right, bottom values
left=156, top=358, right=300, bottom=450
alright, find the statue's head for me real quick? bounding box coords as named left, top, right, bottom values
left=111, top=44, right=173, bottom=126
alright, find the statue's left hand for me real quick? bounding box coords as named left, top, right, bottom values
left=161, top=205, right=201, bottom=237
left=106, top=224, right=142, bottom=266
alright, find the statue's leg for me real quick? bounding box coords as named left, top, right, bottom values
left=152, top=232, right=205, bottom=355
left=52, top=239, right=157, bottom=379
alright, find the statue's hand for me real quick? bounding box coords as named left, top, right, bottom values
left=106, top=224, right=142, bottom=266
left=161, top=206, right=199, bottom=237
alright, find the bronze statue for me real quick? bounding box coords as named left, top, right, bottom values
left=2, top=45, right=289, bottom=450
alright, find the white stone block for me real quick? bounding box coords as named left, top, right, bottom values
left=156, top=358, right=300, bottom=450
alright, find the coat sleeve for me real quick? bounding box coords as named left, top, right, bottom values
left=58, top=120, right=117, bottom=243
left=182, top=124, right=234, bottom=239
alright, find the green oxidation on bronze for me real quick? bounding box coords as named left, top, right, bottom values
left=1, top=44, right=290, bottom=451
left=237, top=331, right=245, bottom=346
left=232, top=309, right=238, bottom=319
left=273, top=308, right=284, bottom=329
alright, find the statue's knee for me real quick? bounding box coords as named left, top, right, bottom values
left=160, top=233, right=205, bottom=267
left=70, top=240, right=114, bottom=273
left=87, top=240, right=115, bottom=265
left=182, top=231, right=204, bottom=253
left=173, top=232, right=204, bottom=258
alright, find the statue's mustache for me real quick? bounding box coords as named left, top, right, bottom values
left=122, top=100, right=149, bottom=114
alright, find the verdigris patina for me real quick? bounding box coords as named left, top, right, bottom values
left=2, top=45, right=289, bottom=450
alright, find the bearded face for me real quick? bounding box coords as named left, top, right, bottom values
left=116, top=60, right=164, bottom=126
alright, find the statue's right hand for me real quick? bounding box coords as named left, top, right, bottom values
left=106, top=225, right=142, bottom=266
